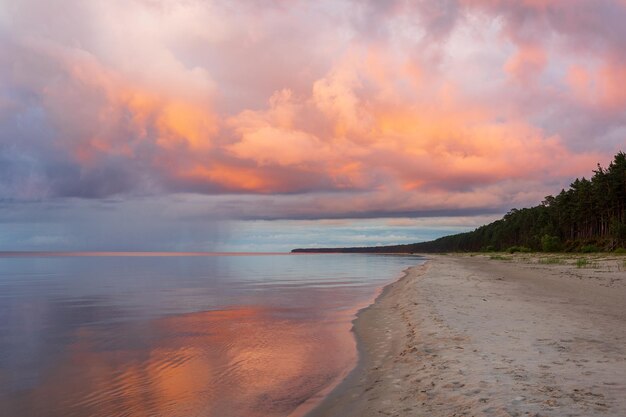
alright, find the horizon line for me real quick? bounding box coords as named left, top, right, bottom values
left=0, top=251, right=293, bottom=257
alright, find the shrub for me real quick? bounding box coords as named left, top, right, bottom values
left=482, top=245, right=497, bottom=252
left=580, top=245, right=600, bottom=253
left=541, top=235, right=561, bottom=252
left=614, top=247, right=626, bottom=254
left=562, top=240, right=578, bottom=252
left=507, top=246, right=531, bottom=254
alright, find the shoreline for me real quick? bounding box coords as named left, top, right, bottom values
left=304, top=262, right=429, bottom=417
left=292, top=262, right=424, bottom=417
left=306, top=253, right=626, bottom=417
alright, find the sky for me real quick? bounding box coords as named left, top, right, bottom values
left=1, top=0, right=625, bottom=251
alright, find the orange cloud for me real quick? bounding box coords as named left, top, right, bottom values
left=312, top=60, right=371, bottom=139
left=567, top=64, right=595, bottom=102
left=55, top=42, right=599, bottom=200
left=599, top=61, right=626, bottom=109
left=176, top=164, right=283, bottom=193
left=504, top=44, right=547, bottom=82
left=567, top=60, right=626, bottom=110
left=36, top=39, right=218, bottom=163
left=227, top=90, right=327, bottom=167
left=5, top=0, right=619, bottom=215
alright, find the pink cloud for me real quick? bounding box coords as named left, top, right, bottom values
left=504, top=43, right=547, bottom=82
left=0, top=0, right=622, bottom=217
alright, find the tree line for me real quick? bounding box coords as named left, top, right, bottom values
left=293, top=152, right=626, bottom=253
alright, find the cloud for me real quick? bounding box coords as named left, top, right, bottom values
left=0, top=0, right=623, bottom=222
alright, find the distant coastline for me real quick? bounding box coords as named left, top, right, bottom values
left=291, top=245, right=417, bottom=254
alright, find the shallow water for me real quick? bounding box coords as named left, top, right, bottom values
left=0, top=253, right=422, bottom=417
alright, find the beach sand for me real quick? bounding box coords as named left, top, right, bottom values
left=307, top=254, right=626, bottom=417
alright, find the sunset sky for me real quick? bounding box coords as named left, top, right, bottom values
left=1, top=0, right=625, bottom=251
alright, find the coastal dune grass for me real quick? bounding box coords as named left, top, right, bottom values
left=575, top=258, right=600, bottom=269
left=489, top=254, right=512, bottom=261
left=539, top=257, right=566, bottom=265
left=483, top=252, right=623, bottom=271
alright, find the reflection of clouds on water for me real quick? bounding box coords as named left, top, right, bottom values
left=2, top=307, right=354, bottom=417
left=0, top=294, right=131, bottom=391
left=0, top=254, right=422, bottom=417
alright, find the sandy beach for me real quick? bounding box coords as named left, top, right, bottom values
left=307, top=254, right=626, bottom=417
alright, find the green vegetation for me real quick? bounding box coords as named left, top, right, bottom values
left=539, top=257, right=565, bottom=265
left=507, top=246, right=532, bottom=253
left=576, top=258, right=589, bottom=268
left=580, top=245, right=600, bottom=253
left=489, top=254, right=511, bottom=261
left=576, top=258, right=600, bottom=269
left=415, top=152, right=626, bottom=253
left=614, top=247, right=626, bottom=254
left=293, top=152, right=626, bottom=254
left=541, top=235, right=561, bottom=252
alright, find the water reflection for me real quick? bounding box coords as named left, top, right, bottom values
left=2, top=306, right=354, bottom=417
left=0, top=254, right=422, bottom=417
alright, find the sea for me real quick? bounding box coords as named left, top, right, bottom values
left=0, top=252, right=423, bottom=417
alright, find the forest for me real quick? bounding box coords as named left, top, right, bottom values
left=293, top=152, right=626, bottom=254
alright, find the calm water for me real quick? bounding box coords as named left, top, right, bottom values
left=0, top=253, right=423, bottom=417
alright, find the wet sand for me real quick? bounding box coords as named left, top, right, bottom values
left=307, top=254, right=626, bottom=417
